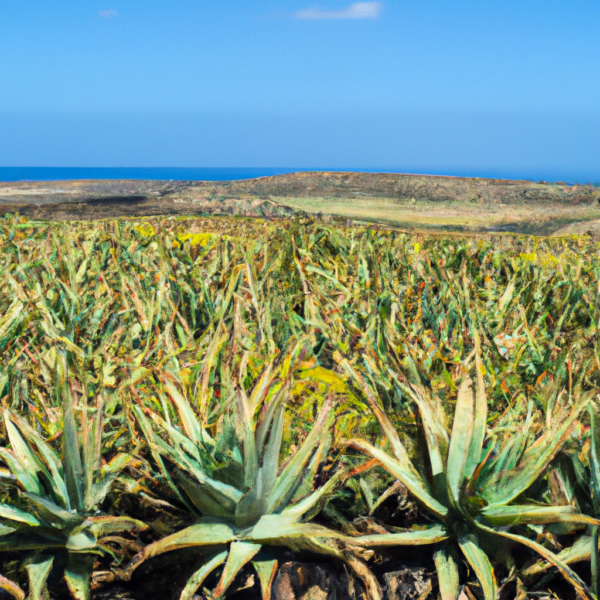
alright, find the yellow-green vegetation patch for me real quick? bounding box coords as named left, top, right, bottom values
left=0, top=213, right=599, bottom=600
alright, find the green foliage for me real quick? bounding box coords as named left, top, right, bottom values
left=347, top=351, right=597, bottom=599
left=0, top=357, right=145, bottom=600
left=0, top=213, right=599, bottom=598
left=127, top=351, right=367, bottom=599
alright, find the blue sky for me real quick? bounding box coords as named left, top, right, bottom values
left=1, top=1, right=599, bottom=180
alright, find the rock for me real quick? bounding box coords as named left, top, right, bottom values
left=383, top=568, right=432, bottom=600
left=272, top=562, right=354, bottom=600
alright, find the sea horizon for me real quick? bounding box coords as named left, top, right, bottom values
left=0, top=166, right=597, bottom=185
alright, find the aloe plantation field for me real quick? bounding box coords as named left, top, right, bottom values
left=2, top=213, right=600, bottom=600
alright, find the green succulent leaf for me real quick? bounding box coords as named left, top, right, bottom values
left=341, top=361, right=422, bottom=480
left=66, top=527, right=97, bottom=552
left=8, top=412, right=69, bottom=507
left=24, top=492, right=82, bottom=530
left=433, top=543, right=460, bottom=600
left=407, top=383, right=449, bottom=480
left=281, top=466, right=349, bottom=524
left=127, top=522, right=238, bottom=575
left=458, top=535, right=497, bottom=600
left=26, top=555, right=54, bottom=600
left=522, top=535, right=594, bottom=578
left=447, top=377, right=476, bottom=511
left=212, top=541, right=261, bottom=598
left=3, top=412, right=47, bottom=491
left=590, top=405, right=600, bottom=515
left=132, top=405, right=195, bottom=511
left=235, top=469, right=268, bottom=528
left=64, top=552, right=95, bottom=600
left=588, top=404, right=600, bottom=596
left=267, top=397, right=336, bottom=514
left=481, top=396, right=588, bottom=507
left=481, top=504, right=600, bottom=527
left=86, top=453, right=136, bottom=512
left=347, top=439, right=448, bottom=520
left=0, top=523, right=17, bottom=537
left=164, top=379, right=205, bottom=447
left=252, top=557, right=278, bottom=600
left=248, top=515, right=350, bottom=545
left=0, top=502, right=41, bottom=527
left=478, top=522, right=591, bottom=598
left=62, top=378, right=84, bottom=512
left=179, top=551, right=228, bottom=600
left=176, top=470, right=241, bottom=518
left=356, top=525, right=449, bottom=547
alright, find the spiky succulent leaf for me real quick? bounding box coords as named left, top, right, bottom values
left=446, top=377, right=476, bottom=511
left=212, top=541, right=261, bottom=598
left=267, top=397, right=336, bottom=514
left=64, top=553, right=95, bottom=600
left=433, top=543, right=460, bottom=600
left=477, top=521, right=591, bottom=598
left=481, top=504, right=600, bottom=527
left=347, top=439, right=448, bottom=520
left=458, top=535, right=497, bottom=600
left=179, top=551, right=228, bottom=600
left=127, top=522, right=238, bottom=575
left=355, top=525, right=449, bottom=547
left=26, top=555, right=54, bottom=600
left=0, top=502, right=41, bottom=527
left=62, top=379, right=84, bottom=512
left=252, top=557, right=278, bottom=600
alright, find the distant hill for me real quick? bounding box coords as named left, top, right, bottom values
left=1, top=171, right=599, bottom=233
left=215, top=171, right=600, bottom=205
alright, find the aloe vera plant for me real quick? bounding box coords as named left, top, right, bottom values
left=345, top=349, right=599, bottom=600
left=0, top=365, right=145, bottom=600
left=520, top=405, right=600, bottom=594
left=588, top=405, right=600, bottom=598
left=1, top=214, right=600, bottom=598
left=126, top=368, right=377, bottom=600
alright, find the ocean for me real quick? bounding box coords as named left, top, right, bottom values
left=0, top=167, right=436, bottom=183
left=0, top=167, right=313, bottom=182
left=0, top=167, right=596, bottom=184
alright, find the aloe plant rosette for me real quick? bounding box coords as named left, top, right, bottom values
left=0, top=389, right=145, bottom=600
left=346, top=352, right=599, bottom=600
left=128, top=377, right=376, bottom=600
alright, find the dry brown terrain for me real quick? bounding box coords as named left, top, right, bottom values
left=1, top=171, right=598, bottom=233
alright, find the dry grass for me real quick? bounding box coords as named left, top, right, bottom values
left=280, top=195, right=600, bottom=234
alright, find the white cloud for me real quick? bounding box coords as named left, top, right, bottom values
left=295, top=2, right=382, bottom=20
left=99, top=9, right=118, bottom=19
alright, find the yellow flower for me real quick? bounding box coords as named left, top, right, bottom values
left=519, top=252, right=537, bottom=263
left=178, top=232, right=215, bottom=247
left=134, top=222, right=155, bottom=237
